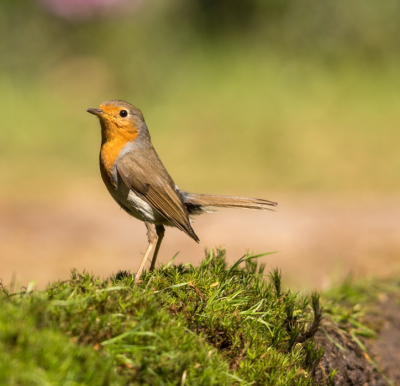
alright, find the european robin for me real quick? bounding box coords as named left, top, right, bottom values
left=87, top=100, right=277, bottom=283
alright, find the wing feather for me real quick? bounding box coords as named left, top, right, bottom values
left=117, top=151, right=199, bottom=242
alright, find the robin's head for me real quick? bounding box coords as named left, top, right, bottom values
left=87, top=100, right=146, bottom=143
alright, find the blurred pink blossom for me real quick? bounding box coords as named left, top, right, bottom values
left=37, top=0, right=142, bottom=21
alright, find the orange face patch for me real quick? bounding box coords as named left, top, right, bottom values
left=98, top=104, right=139, bottom=183
left=99, top=104, right=138, bottom=140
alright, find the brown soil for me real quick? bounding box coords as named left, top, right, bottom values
left=368, top=298, right=400, bottom=385
left=315, top=327, right=386, bottom=386
left=314, top=296, right=400, bottom=386
left=1, top=192, right=400, bottom=290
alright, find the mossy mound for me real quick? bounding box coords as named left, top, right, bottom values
left=0, top=249, right=389, bottom=385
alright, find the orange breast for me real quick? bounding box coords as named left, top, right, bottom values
left=100, top=133, right=138, bottom=188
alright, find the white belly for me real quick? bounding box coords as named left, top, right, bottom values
left=126, top=190, right=156, bottom=222
left=109, top=187, right=170, bottom=226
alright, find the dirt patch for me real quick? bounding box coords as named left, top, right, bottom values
left=315, top=326, right=386, bottom=386
left=368, top=298, right=400, bottom=385
left=313, top=296, right=400, bottom=386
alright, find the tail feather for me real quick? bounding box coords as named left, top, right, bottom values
left=180, top=191, right=277, bottom=214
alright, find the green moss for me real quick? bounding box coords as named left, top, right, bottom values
left=0, top=294, right=125, bottom=386
left=1, top=250, right=328, bottom=385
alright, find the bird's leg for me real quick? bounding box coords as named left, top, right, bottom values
left=135, top=222, right=157, bottom=284
left=150, top=225, right=165, bottom=272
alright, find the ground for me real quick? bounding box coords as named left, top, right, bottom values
left=316, top=328, right=385, bottom=386
left=317, top=278, right=400, bottom=386
left=368, top=297, right=400, bottom=385
left=1, top=192, right=400, bottom=384
left=2, top=192, right=400, bottom=290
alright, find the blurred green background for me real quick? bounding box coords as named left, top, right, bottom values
left=2, top=0, right=400, bottom=199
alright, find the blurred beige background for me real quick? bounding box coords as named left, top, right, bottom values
left=1, top=0, right=400, bottom=290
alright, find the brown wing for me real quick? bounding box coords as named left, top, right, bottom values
left=116, top=148, right=199, bottom=242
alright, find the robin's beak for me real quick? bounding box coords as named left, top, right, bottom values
left=87, top=108, right=103, bottom=117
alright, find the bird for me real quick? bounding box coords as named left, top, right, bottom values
left=87, top=100, right=277, bottom=283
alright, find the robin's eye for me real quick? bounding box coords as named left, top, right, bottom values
left=119, top=110, right=128, bottom=118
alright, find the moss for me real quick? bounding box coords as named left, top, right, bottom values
left=0, top=249, right=335, bottom=385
